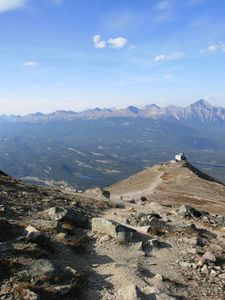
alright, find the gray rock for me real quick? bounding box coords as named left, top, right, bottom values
left=146, top=217, right=169, bottom=235
left=202, top=251, right=216, bottom=263
left=117, top=284, right=143, bottom=300
left=18, top=259, right=56, bottom=280
left=44, top=207, right=89, bottom=228
left=167, top=221, right=197, bottom=234
left=32, top=219, right=60, bottom=231
left=180, top=261, right=192, bottom=268
left=218, top=273, right=225, bottom=280
left=201, top=265, right=209, bottom=275
left=131, top=241, right=143, bottom=251
left=92, top=218, right=141, bottom=243
left=55, top=284, right=75, bottom=295
left=177, top=205, right=203, bottom=218
left=127, top=213, right=161, bottom=227
left=216, top=215, right=225, bottom=226
left=25, top=226, right=42, bottom=241
left=152, top=274, right=164, bottom=291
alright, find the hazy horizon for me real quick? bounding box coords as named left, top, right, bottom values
left=1, top=0, right=225, bottom=114
left=0, top=98, right=221, bottom=117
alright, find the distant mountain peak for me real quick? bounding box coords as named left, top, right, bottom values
left=191, top=99, right=212, bottom=109
left=144, top=104, right=160, bottom=110
left=127, top=106, right=140, bottom=113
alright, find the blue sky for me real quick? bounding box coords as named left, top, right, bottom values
left=1, top=0, right=225, bottom=114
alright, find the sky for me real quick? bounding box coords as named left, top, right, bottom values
left=1, top=0, right=225, bottom=115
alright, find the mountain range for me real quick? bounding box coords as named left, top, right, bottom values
left=2, top=99, right=225, bottom=124
left=0, top=99, right=225, bottom=189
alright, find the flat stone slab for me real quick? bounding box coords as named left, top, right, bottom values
left=92, top=218, right=140, bottom=243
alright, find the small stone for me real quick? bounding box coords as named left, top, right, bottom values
left=210, top=269, right=217, bottom=277
left=197, top=259, right=204, bottom=267
left=65, top=266, right=77, bottom=276
left=55, top=284, right=74, bottom=295
left=129, top=199, right=136, bottom=204
left=201, top=265, right=209, bottom=275
left=25, top=225, right=42, bottom=241
left=202, top=216, right=209, bottom=223
left=202, top=251, right=216, bottom=263
left=218, top=273, right=225, bottom=280
left=180, top=261, right=192, bottom=268
left=99, top=234, right=111, bottom=244
left=55, top=232, right=67, bottom=240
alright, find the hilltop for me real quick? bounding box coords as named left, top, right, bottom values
left=0, top=161, right=224, bottom=299
left=108, top=160, right=225, bottom=214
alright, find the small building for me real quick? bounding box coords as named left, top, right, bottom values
left=175, top=152, right=187, bottom=162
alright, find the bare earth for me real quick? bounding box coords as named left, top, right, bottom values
left=108, top=161, right=225, bottom=214
left=0, top=161, right=225, bottom=299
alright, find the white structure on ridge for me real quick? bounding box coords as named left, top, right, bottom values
left=175, top=152, right=187, bottom=162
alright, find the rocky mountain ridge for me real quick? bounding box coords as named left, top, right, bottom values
left=0, top=161, right=224, bottom=299
left=1, top=100, right=225, bottom=124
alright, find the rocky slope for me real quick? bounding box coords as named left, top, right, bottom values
left=1, top=100, right=225, bottom=124
left=0, top=162, right=225, bottom=299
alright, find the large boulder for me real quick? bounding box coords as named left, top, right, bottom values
left=92, top=218, right=141, bottom=243
left=32, top=219, right=61, bottom=232
left=44, top=207, right=89, bottom=228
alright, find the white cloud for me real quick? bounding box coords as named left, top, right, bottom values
left=93, top=35, right=128, bottom=49
left=154, top=52, right=184, bottom=61
left=0, top=0, right=27, bottom=12
left=208, top=44, right=219, bottom=52
left=93, top=35, right=106, bottom=49
left=201, top=42, right=225, bottom=54
left=155, top=0, right=174, bottom=10
left=23, top=61, right=39, bottom=67
left=107, top=37, right=128, bottom=49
